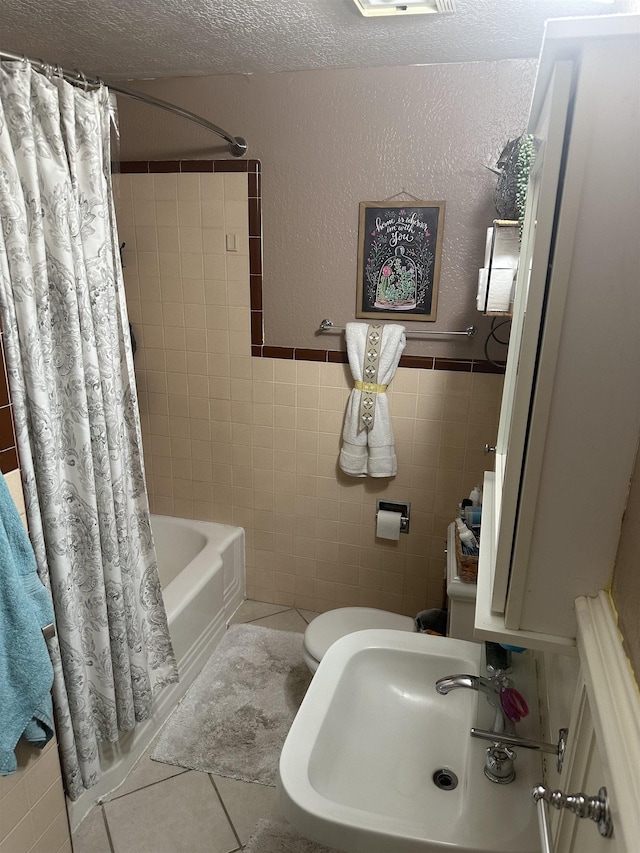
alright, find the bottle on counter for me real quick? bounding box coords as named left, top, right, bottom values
left=469, top=485, right=482, bottom=506
left=456, top=517, right=479, bottom=556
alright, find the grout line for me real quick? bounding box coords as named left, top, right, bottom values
left=237, top=605, right=294, bottom=625
left=208, top=775, right=243, bottom=850
left=295, top=608, right=314, bottom=624
left=106, top=768, right=190, bottom=802
left=100, top=804, right=116, bottom=853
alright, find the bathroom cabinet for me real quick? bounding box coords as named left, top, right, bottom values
left=475, top=15, right=640, bottom=653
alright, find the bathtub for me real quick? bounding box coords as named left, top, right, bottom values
left=68, top=515, right=245, bottom=829
left=154, top=514, right=246, bottom=672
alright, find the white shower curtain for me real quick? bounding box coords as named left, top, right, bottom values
left=0, top=61, right=178, bottom=799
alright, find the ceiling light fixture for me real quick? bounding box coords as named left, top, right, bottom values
left=353, top=0, right=456, bottom=17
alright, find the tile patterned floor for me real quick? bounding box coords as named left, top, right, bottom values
left=72, top=602, right=318, bottom=853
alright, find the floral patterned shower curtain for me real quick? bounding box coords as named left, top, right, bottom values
left=0, top=61, right=178, bottom=799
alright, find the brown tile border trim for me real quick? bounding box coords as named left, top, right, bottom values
left=117, top=160, right=261, bottom=174
left=118, top=161, right=505, bottom=375
left=0, top=325, right=19, bottom=474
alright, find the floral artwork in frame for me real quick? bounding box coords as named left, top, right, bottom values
left=356, top=201, right=445, bottom=321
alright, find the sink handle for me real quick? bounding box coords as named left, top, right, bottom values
left=471, top=727, right=568, bottom=774
left=471, top=728, right=559, bottom=753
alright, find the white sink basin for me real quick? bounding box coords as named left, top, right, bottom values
left=279, top=630, right=540, bottom=853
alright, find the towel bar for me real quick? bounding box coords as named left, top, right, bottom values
left=535, top=795, right=554, bottom=853
left=531, top=783, right=613, bottom=848
left=319, top=319, right=477, bottom=337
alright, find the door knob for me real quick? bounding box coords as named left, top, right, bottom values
left=484, top=444, right=496, bottom=454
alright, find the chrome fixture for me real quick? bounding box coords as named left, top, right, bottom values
left=470, top=728, right=569, bottom=773
left=484, top=743, right=516, bottom=784
left=469, top=727, right=569, bottom=786
left=471, top=727, right=568, bottom=774
left=532, top=784, right=613, bottom=840
left=435, top=672, right=514, bottom=734
left=376, top=500, right=410, bottom=534
left=484, top=443, right=497, bottom=454
left=318, top=318, right=477, bottom=338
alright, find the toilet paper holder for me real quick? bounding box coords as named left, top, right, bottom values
left=376, top=500, right=411, bottom=534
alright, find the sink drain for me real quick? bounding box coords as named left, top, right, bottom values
left=432, top=769, right=458, bottom=791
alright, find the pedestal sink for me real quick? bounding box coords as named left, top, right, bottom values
left=279, top=630, right=540, bottom=853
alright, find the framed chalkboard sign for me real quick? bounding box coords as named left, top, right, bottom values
left=356, top=201, right=445, bottom=322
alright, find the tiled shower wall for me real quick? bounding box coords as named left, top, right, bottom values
left=114, top=169, right=502, bottom=615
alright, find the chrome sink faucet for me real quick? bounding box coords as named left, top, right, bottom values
left=435, top=672, right=515, bottom=735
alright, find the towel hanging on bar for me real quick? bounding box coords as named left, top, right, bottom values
left=339, top=323, right=406, bottom=478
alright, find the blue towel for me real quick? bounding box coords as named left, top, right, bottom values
left=0, top=472, right=55, bottom=774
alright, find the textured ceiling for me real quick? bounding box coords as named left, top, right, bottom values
left=1, top=0, right=637, bottom=80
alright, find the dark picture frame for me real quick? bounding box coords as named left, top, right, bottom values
left=356, top=201, right=445, bottom=321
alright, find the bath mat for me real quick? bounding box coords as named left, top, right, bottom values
left=151, top=624, right=311, bottom=785
left=244, top=819, right=341, bottom=853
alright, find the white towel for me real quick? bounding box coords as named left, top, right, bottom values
left=339, top=322, right=406, bottom=478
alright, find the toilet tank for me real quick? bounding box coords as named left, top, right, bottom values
left=446, top=523, right=478, bottom=643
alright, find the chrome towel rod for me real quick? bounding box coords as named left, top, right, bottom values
left=0, top=49, right=248, bottom=157
left=319, top=319, right=477, bottom=338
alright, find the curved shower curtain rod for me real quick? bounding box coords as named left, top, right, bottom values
left=0, top=49, right=248, bottom=157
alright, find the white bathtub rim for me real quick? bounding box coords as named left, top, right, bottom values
left=154, top=514, right=243, bottom=623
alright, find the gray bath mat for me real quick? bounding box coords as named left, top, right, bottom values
left=244, top=820, right=341, bottom=853
left=151, top=624, right=311, bottom=785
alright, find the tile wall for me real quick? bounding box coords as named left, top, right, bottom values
left=114, top=167, right=503, bottom=616
left=0, top=328, right=19, bottom=474
left=0, top=736, right=71, bottom=853
left=0, top=469, right=72, bottom=853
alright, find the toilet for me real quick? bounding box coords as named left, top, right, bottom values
left=302, top=522, right=480, bottom=673
left=302, top=607, right=415, bottom=673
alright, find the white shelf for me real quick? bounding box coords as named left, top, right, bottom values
left=474, top=474, right=577, bottom=656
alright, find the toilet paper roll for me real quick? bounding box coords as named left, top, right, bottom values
left=376, top=509, right=402, bottom=540
left=486, top=268, right=515, bottom=312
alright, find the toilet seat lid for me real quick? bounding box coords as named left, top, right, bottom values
left=303, top=607, right=415, bottom=663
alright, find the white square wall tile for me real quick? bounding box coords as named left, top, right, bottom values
left=156, top=200, right=179, bottom=227
left=153, top=173, right=178, bottom=201
left=201, top=199, right=225, bottom=228
left=3, top=470, right=25, bottom=514
left=224, top=200, right=249, bottom=230
left=112, top=173, right=131, bottom=199
left=129, top=174, right=155, bottom=201
left=226, top=254, right=250, bottom=282
left=223, top=173, right=248, bottom=201
left=200, top=173, right=225, bottom=201
left=132, top=199, right=157, bottom=227
left=177, top=173, right=201, bottom=202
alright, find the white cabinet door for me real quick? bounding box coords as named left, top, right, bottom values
left=480, top=25, right=640, bottom=648
left=490, top=60, right=574, bottom=615
left=504, top=34, right=640, bottom=637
